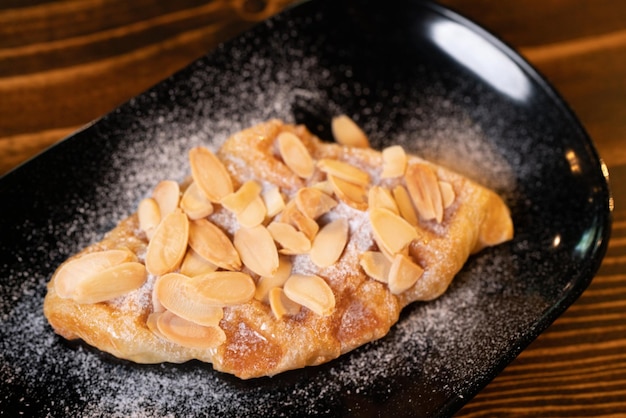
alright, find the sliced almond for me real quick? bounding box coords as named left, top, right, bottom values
left=439, top=180, right=456, bottom=209
left=331, top=115, right=370, bottom=148
left=180, top=248, right=218, bottom=277
left=137, top=198, right=161, bottom=240
left=189, top=146, right=233, bottom=202
left=381, top=145, right=407, bottom=178
left=262, top=185, right=285, bottom=218
left=145, top=209, right=189, bottom=276
left=152, top=180, right=180, bottom=218
left=368, top=186, right=399, bottom=214
left=180, top=181, right=214, bottom=220
left=255, top=256, right=292, bottom=302
left=188, top=218, right=241, bottom=271
left=283, top=274, right=335, bottom=316
left=388, top=253, right=424, bottom=294
left=328, top=174, right=368, bottom=210
left=154, top=273, right=224, bottom=326
left=359, top=251, right=391, bottom=283
left=269, top=287, right=301, bottom=319
left=233, top=225, right=279, bottom=277
left=277, top=131, right=315, bottom=178
left=310, top=218, right=349, bottom=268
left=267, top=222, right=311, bottom=255
left=311, top=180, right=334, bottom=195
left=405, top=163, right=444, bottom=223
left=392, top=185, right=418, bottom=226
left=156, top=310, right=226, bottom=349
left=146, top=312, right=165, bottom=338
left=295, top=187, right=338, bottom=220
left=317, top=159, right=370, bottom=186
left=280, top=200, right=319, bottom=241
left=236, top=195, right=267, bottom=228
left=369, top=208, right=418, bottom=255
left=71, top=261, right=146, bottom=304
left=190, top=271, right=256, bottom=306
left=220, top=180, right=262, bottom=214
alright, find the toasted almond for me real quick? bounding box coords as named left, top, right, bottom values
left=156, top=310, right=226, bottom=349
left=359, top=251, right=391, bottom=283
left=145, top=209, right=190, bottom=276
left=220, top=180, right=262, bottom=214
left=317, top=159, right=370, bottom=186
left=283, top=274, right=335, bottom=316
left=405, top=163, right=444, bottom=223
left=154, top=273, right=224, bottom=326
left=189, top=146, right=233, bottom=202
left=267, top=222, right=311, bottom=255
left=439, top=180, right=456, bottom=209
left=152, top=284, right=165, bottom=313
left=236, top=195, right=267, bottom=228
left=262, top=185, right=285, bottom=218
left=388, top=253, right=424, bottom=294
left=180, top=181, right=214, bottom=220
left=152, top=180, right=180, bottom=218
left=137, top=198, right=161, bottom=240
left=280, top=200, right=319, bottom=241
left=188, top=218, right=241, bottom=271
left=310, top=218, right=349, bottom=268
left=269, top=287, right=301, bottom=319
left=70, top=261, right=146, bottom=304
left=255, top=256, right=292, bottom=302
left=190, top=271, right=256, bottom=306
left=233, top=225, right=279, bottom=277
left=368, top=186, right=399, bottom=214
left=331, top=115, right=370, bottom=148
left=311, top=180, right=334, bottom=195
left=369, top=208, right=418, bottom=255
left=392, top=185, right=419, bottom=226
left=277, top=131, right=315, bottom=178
left=146, top=312, right=165, bottom=338
left=295, top=187, right=338, bottom=220
left=179, top=248, right=218, bottom=277
left=328, top=174, right=368, bottom=210
left=381, top=145, right=407, bottom=178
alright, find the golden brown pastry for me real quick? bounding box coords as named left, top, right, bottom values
left=43, top=117, right=513, bottom=379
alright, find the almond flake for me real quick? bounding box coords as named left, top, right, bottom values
left=392, top=185, right=419, bottom=226
left=369, top=207, right=418, bottom=255
left=137, top=198, right=161, bottom=240
left=381, top=145, right=407, bottom=178
left=331, top=115, right=370, bottom=148
left=262, top=185, right=285, bottom=218
left=154, top=273, right=224, bottom=326
left=283, top=274, right=335, bottom=316
left=388, top=253, right=424, bottom=294
left=189, top=146, right=233, bottom=202
left=317, top=159, right=370, bottom=186
left=359, top=251, right=391, bottom=283
left=405, top=163, right=444, bottom=223
left=233, top=225, right=279, bottom=277
left=156, top=310, right=226, bottom=349
left=267, top=222, right=311, bottom=255
left=190, top=271, right=256, bottom=306
left=310, top=218, right=349, bottom=268
left=71, top=261, right=146, bottom=304
left=145, top=209, right=189, bottom=276
left=188, top=218, right=241, bottom=271
left=368, top=186, right=399, bottom=214
left=236, top=195, right=267, bottom=228
left=311, top=180, right=334, bottom=195
left=269, top=287, right=301, bottom=319
left=328, top=174, right=368, bottom=210
left=277, top=131, right=315, bottom=178
left=180, top=181, right=214, bottom=220
left=255, top=256, right=292, bottom=302
left=439, top=180, right=456, bottom=208
left=220, top=180, right=262, bottom=214
left=295, top=187, right=338, bottom=220
left=180, top=248, right=218, bottom=277
left=152, top=180, right=180, bottom=218
left=280, top=200, right=319, bottom=241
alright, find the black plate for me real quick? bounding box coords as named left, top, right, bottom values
left=0, top=0, right=611, bottom=416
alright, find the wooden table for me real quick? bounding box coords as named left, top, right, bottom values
left=1, top=1, right=624, bottom=415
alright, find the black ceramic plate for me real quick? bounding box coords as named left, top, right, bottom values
left=0, top=1, right=611, bottom=416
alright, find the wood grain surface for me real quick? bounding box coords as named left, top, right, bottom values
left=1, top=0, right=625, bottom=416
